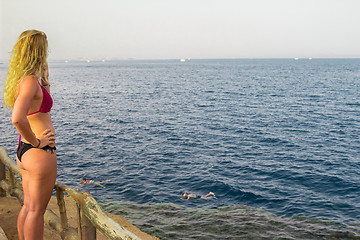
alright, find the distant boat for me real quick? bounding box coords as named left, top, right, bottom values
left=294, top=58, right=299, bottom=60
left=308, top=58, right=312, bottom=60
left=180, top=59, right=186, bottom=62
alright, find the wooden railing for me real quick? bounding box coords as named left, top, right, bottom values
left=0, top=146, right=141, bottom=240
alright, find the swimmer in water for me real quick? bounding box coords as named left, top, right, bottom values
left=81, top=178, right=110, bottom=188
left=182, top=192, right=215, bottom=200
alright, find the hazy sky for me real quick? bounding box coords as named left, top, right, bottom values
left=1, top=0, right=360, bottom=60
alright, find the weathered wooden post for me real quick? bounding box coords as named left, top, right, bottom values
left=81, top=207, right=97, bottom=240
left=56, top=187, right=69, bottom=231
left=77, top=203, right=81, bottom=238
left=8, top=169, right=15, bottom=188
left=0, top=159, right=6, bottom=197
left=78, top=202, right=96, bottom=240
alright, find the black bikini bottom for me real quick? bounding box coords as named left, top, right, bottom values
left=17, top=141, right=56, bottom=162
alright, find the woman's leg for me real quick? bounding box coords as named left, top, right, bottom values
left=20, top=149, right=57, bottom=240
left=16, top=159, right=30, bottom=240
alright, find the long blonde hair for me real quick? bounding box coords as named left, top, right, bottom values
left=4, top=30, right=49, bottom=109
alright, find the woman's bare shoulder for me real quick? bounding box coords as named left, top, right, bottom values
left=19, top=76, right=38, bottom=86
left=17, top=76, right=39, bottom=96
left=20, top=76, right=38, bottom=84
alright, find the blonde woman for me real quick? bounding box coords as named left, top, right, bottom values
left=4, top=30, right=56, bottom=240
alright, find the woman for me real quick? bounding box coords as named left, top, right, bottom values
left=4, top=30, right=56, bottom=240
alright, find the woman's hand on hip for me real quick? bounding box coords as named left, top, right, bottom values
left=38, top=129, right=55, bottom=148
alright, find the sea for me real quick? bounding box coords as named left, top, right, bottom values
left=0, top=58, right=359, bottom=239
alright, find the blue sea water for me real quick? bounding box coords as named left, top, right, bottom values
left=1, top=59, right=359, bottom=239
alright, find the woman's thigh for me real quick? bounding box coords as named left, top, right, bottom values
left=20, top=149, right=57, bottom=212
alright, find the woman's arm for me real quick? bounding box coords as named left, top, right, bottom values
left=12, top=77, right=40, bottom=147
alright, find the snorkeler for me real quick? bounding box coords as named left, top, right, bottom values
left=182, top=192, right=215, bottom=200
left=81, top=178, right=110, bottom=188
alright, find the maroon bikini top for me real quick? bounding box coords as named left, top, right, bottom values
left=27, top=81, right=53, bottom=116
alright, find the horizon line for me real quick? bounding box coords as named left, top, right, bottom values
left=1, top=57, right=360, bottom=63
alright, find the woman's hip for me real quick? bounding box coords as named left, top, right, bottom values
left=17, top=146, right=57, bottom=175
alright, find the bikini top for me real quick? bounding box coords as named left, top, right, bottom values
left=27, top=81, right=53, bottom=116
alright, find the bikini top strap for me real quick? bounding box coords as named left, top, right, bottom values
left=17, top=134, right=21, bottom=150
